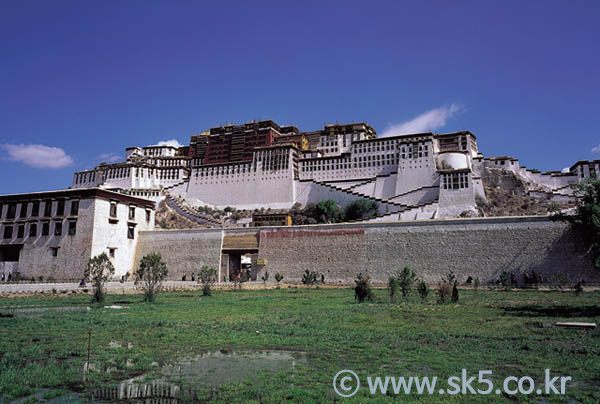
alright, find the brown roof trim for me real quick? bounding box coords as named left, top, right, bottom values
left=0, top=188, right=155, bottom=209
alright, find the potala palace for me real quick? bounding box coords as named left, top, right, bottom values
left=2, top=119, right=600, bottom=282
left=72, top=120, right=596, bottom=221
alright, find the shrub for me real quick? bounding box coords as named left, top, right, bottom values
left=551, top=272, right=568, bottom=290
left=135, top=253, right=169, bottom=301
left=84, top=253, right=115, bottom=303
left=574, top=280, right=585, bottom=296
left=301, top=270, right=318, bottom=288
left=315, top=200, right=343, bottom=223
left=499, top=271, right=512, bottom=291
left=443, top=271, right=457, bottom=285
left=552, top=178, right=600, bottom=267
left=397, top=266, right=417, bottom=299
left=198, top=265, right=218, bottom=296
left=417, top=280, right=429, bottom=302
left=344, top=200, right=379, bottom=221
left=354, top=272, right=373, bottom=303
left=387, top=276, right=399, bottom=303
left=523, top=270, right=543, bottom=288
left=274, top=272, right=283, bottom=288
left=451, top=282, right=459, bottom=303
left=473, top=277, right=480, bottom=294
left=261, top=271, right=269, bottom=285
left=437, top=282, right=452, bottom=304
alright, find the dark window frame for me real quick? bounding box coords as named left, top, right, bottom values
left=110, top=202, right=118, bottom=217
left=127, top=225, right=135, bottom=240
left=70, top=200, right=79, bottom=216
left=56, top=199, right=65, bottom=216
left=19, top=203, right=27, bottom=218
left=7, top=203, right=16, bottom=219
left=54, top=221, right=62, bottom=236
left=29, top=223, right=37, bottom=237
left=31, top=201, right=39, bottom=217
left=68, top=220, right=77, bottom=236
left=44, top=200, right=52, bottom=217
left=3, top=225, right=13, bottom=239
left=41, top=222, right=49, bottom=236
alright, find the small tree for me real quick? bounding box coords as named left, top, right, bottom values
left=437, top=282, right=452, bottom=304
left=301, top=270, right=318, bottom=288
left=354, top=272, right=373, bottom=303
left=574, top=280, right=585, bottom=296
left=261, top=271, right=269, bottom=286
left=552, top=179, right=600, bottom=267
left=85, top=253, right=114, bottom=303
left=344, top=200, right=379, bottom=221
left=315, top=200, right=343, bottom=223
left=417, top=280, right=429, bottom=302
left=442, top=271, right=457, bottom=286
left=451, top=282, right=459, bottom=303
left=198, top=265, right=218, bottom=296
left=499, top=271, right=511, bottom=291
left=387, top=276, right=399, bottom=303
left=397, top=266, right=417, bottom=299
left=550, top=272, right=568, bottom=290
left=135, top=253, right=168, bottom=302
left=274, top=272, right=283, bottom=288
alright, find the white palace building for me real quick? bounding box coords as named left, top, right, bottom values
left=71, top=120, right=596, bottom=221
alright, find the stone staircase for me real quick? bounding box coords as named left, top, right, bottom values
left=164, top=194, right=224, bottom=227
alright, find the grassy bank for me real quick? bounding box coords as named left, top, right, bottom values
left=0, top=288, right=598, bottom=403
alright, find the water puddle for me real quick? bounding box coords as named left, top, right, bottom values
left=89, top=349, right=306, bottom=402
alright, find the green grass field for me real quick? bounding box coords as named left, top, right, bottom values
left=0, top=287, right=598, bottom=403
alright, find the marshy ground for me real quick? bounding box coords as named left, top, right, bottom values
left=0, top=288, right=598, bottom=403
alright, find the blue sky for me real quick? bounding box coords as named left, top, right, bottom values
left=1, top=0, right=599, bottom=194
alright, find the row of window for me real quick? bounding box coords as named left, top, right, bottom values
left=354, top=140, right=429, bottom=154
left=2, top=220, right=77, bottom=239
left=2, top=220, right=137, bottom=241
left=0, top=200, right=78, bottom=221
left=109, top=202, right=151, bottom=223
left=441, top=172, right=470, bottom=189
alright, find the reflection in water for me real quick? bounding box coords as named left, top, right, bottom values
left=89, top=349, right=305, bottom=403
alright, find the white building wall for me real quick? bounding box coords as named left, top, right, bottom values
left=90, top=199, right=154, bottom=278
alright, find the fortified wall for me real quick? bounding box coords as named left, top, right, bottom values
left=134, top=217, right=600, bottom=285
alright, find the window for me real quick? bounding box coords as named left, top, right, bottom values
left=0, top=203, right=3, bottom=219
left=54, top=221, right=62, bottom=236
left=68, top=220, right=77, bottom=236
left=17, top=224, right=24, bottom=238
left=7, top=203, right=16, bottom=219
left=109, top=248, right=116, bottom=258
left=70, top=200, right=79, bottom=216
left=19, top=203, right=27, bottom=218
left=441, top=172, right=469, bottom=190
left=42, top=222, right=49, bottom=236
left=110, top=202, right=117, bottom=217
left=146, top=209, right=151, bottom=222
left=3, top=226, right=13, bottom=239
left=129, top=206, right=136, bottom=221
left=56, top=199, right=65, bottom=216
left=44, top=200, right=52, bottom=217
left=29, top=223, right=37, bottom=237
left=50, top=247, right=59, bottom=257
left=31, top=201, right=39, bottom=217
left=127, top=224, right=135, bottom=239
